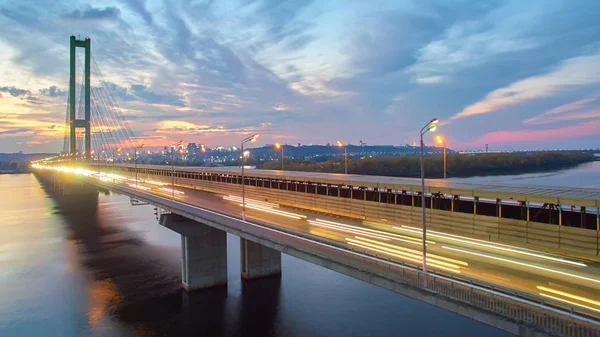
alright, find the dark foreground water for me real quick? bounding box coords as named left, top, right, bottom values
left=10, top=164, right=599, bottom=337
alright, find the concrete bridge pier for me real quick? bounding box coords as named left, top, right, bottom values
left=240, top=238, right=281, bottom=280
left=60, top=180, right=98, bottom=198
left=161, top=214, right=228, bottom=291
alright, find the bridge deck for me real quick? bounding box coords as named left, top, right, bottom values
left=113, top=164, right=600, bottom=207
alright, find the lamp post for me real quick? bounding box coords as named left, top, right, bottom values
left=337, top=141, right=347, bottom=174
left=275, top=143, right=284, bottom=170
left=171, top=140, right=183, bottom=200
left=436, top=136, right=447, bottom=179
left=241, top=134, right=259, bottom=220
left=420, top=117, right=439, bottom=286
left=134, top=144, right=144, bottom=187
left=112, top=147, right=121, bottom=183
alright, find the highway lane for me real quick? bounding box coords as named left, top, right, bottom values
left=110, top=173, right=600, bottom=314
left=36, top=166, right=600, bottom=317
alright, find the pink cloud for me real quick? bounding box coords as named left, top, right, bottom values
left=524, top=94, right=600, bottom=124
left=451, top=53, right=600, bottom=121
left=466, top=119, right=600, bottom=145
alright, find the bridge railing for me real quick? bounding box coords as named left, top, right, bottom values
left=358, top=254, right=600, bottom=337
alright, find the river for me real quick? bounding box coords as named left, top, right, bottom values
left=2, top=162, right=597, bottom=337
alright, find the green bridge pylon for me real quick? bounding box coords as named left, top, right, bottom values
left=69, top=35, right=91, bottom=160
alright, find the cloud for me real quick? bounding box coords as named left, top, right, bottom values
left=0, top=86, right=30, bottom=97
left=0, top=6, right=40, bottom=25
left=469, top=119, right=600, bottom=145
left=406, top=1, right=547, bottom=85
left=2, top=0, right=600, bottom=152
left=153, top=119, right=271, bottom=136
left=61, top=6, right=121, bottom=21
left=38, top=86, right=66, bottom=97
left=119, top=0, right=153, bottom=25
left=451, top=52, right=600, bottom=120
left=0, top=128, right=31, bottom=136
left=523, top=95, right=600, bottom=124
left=130, top=85, right=186, bottom=107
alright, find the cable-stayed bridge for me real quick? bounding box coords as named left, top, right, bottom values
left=32, top=36, right=600, bottom=337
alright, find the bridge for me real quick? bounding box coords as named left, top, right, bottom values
left=31, top=36, right=600, bottom=337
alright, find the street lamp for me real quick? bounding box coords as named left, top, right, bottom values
left=420, top=117, right=439, bottom=285
left=241, top=134, right=259, bottom=220
left=180, top=148, right=187, bottom=166
left=171, top=141, right=183, bottom=200
left=112, top=147, right=121, bottom=183
left=134, top=144, right=144, bottom=187
left=275, top=143, right=284, bottom=170
left=436, top=136, right=447, bottom=179
left=337, top=141, right=347, bottom=174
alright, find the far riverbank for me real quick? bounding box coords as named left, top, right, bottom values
left=258, top=151, right=596, bottom=179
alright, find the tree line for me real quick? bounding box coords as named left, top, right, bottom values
left=257, top=152, right=596, bottom=178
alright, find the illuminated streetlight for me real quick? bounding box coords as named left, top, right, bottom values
left=171, top=140, right=183, bottom=200
left=96, top=149, right=105, bottom=166
left=241, top=134, right=259, bottom=220
left=419, top=117, right=439, bottom=286
left=436, top=136, right=447, bottom=180
left=135, top=144, right=144, bottom=187
left=337, top=141, right=347, bottom=174
left=112, top=147, right=121, bottom=183
left=275, top=143, right=284, bottom=171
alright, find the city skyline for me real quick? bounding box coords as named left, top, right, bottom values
left=1, top=1, right=600, bottom=153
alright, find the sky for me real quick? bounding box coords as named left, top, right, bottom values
left=1, top=0, right=600, bottom=153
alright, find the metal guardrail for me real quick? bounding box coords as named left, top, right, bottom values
left=48, top=171, right=600, bottom=337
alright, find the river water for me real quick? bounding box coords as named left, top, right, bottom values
left=1, top=162, right=597, bottom=337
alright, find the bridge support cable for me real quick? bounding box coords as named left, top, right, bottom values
left=90, top=82, right=135, bottom=153
left=62, top=91, right=71, bottom=155
left=90, top=87, right=122, bottom=154
left=91, top=56, right=140, bottom=151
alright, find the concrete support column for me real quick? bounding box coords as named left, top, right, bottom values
left=240, top=238, right=281, bottom=280
left=161, top=214, right=227, bottom=291
left=181, top=227, right=227, bottom=291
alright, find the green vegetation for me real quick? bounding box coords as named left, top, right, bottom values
left=257, top=152, right=596, bottom=178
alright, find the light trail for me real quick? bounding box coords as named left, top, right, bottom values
left=539, top=293, right=600, bottom=313
left=128, top=184, right=151, bottom=191
left=313, top=219, right=434, bottom=244
left=241, top=203, right=305, bottom=219
left=223, top=194, right=307, bottom=219
left=354, top=236, right=468, bottom=266
left=144, top=180, right=165, bottom=186
left=223, top=195, right=280, bottom=208
left=106, top=173, right=126, bottom=181
left=536, top=286, right=600, bottom=307
left=394, top=225, right=586, bottom=267
left=158, top=187, right=185, bottom=195
left=310, top=220, right=413, bottom=243
left=346, top=237, right=464, bottom=270
left=442, top=246, right=600, bottom=286
left=347, top=240, right=461, bottom=274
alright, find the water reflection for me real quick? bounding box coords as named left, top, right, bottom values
left=236, top=277, right=281, bottom=337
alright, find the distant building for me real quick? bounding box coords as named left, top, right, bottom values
left=187, top=143, right=199, bottom=155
